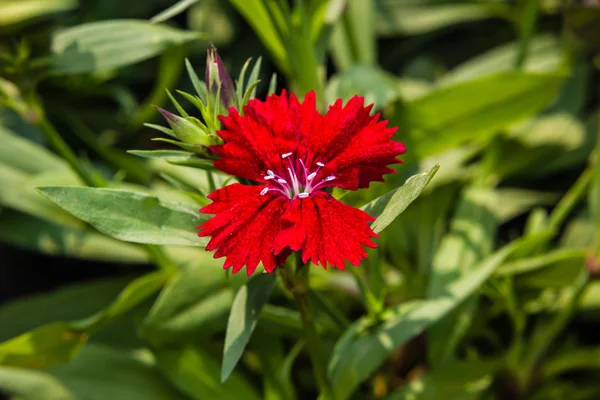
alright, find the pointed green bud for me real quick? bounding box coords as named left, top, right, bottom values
left=205, top=45, right=236, bottom=109
left=157, top=107, right=212, bottom=146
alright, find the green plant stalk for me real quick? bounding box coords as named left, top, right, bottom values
left=292, top=258, right=336, bottom=400
left=35, top=118, right=101, bottom=188
left=514, top=0, right=539, bottom=68
left=548, top=163, right=595, bottom=232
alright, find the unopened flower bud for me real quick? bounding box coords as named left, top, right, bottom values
left=157, top=107, right=212, bottom=146
left=205, top=45, right=236, bottom=109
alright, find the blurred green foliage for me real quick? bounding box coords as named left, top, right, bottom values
left=0, top=0, right=599, bottom=399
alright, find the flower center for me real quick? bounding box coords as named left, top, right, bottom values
left=260, top=152, right=335, bottom=199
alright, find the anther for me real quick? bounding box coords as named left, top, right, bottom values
left=307, top=172, right=317, bottom=181
left=267, top=170, right=275, bottom=176
left=298, top=192, right=309, bottom=198
left=316, top=162, right=325, bottom=167
left=281, top=152, right=293, bottom=159
left=264, top=175, right=274, bottom=180
left=260, top=187, right=269, bottom=195
left=325, top=175, right=335, bottom=181
left=277, top=178, right=287, bottom=184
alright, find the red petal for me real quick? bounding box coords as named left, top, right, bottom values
left=198, top=184, right=290, bottom=275
left=210, top=90, right=319, bottom=182
left=272, top=192, right=377, bottom=270
left=304, top=96, right=405, bottom=190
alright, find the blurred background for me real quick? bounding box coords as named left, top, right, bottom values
left=0, top=0, right=599, bottom=399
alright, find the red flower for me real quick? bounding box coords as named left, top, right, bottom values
left=198, top=91, right=405, bottom=275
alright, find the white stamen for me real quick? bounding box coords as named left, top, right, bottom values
left=316, top=162, right=325, bottom=167
left=281, top=152, right=293, bottom=159
left=298, top=192, right=309, bottom=198
left=267, top=170, right=275, bottom=176
left=307, top=172, right=317, bottom=181
left=325, top=175, right=335, bottom=181
left=260, top=187, right=269, bottom=195
left=277, top=178, right=287, bottom=184
left=264, top=175, right=275, bottom=180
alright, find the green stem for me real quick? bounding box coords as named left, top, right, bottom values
left=514, top=0, right=539, bottom=68
left=292, top=261, right=336, bottom=399
left=548, top=164, right=594, bottom=232
left=35, top=118, right=101, bottom=187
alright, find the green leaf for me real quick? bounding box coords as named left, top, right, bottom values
left=404, top=72, right=565, bottom=157
left=37, top=186, right=205, bottom=246
left=140, top=261, right=233, bottom=343
left=229, top=0, right=287, bottom=73
left=0, top=126, right=64, bottom=174
left=387, top=359, right=496, bottom=400
left=0, top=274, right=147, bottom=348
left=441, top=35, right=562, bottom=86
left=0, top=322, right=87, bottom=369
left=427, top=187, right=498, bottom=366
left=375, top=2, right=509, bottom=36
left=493, top=188, right=559, bottom=223
left=153, top=345, right=262, bottom=400
left=128, top=149, right=198, bottom=162
left=150, top=0, right=199, bottom=23
left=0, top=366, right=77, bottom=400
left=51, top=19, right=200, bottom=74
left=70, top=271, right=170, bottom=333
left=0, top=164, right=82, bottom=227
left=48, top=344, right=188, bottom=400
left=328, top=243, right=515, bottom=399
left=221, top=273, right=277, bottom=382
left=362, top=165, right=439, bottom=234
left=497, top=249, right=587, bottom=276
left=0, top=0, right=77, bottom=26
left=326, top=64, right=401, bottom=110
left=0, top=209, right=148, bottom=263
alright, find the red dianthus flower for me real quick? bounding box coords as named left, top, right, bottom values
left=197, top=90, right=405, bottom=275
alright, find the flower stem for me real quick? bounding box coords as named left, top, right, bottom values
left=292, top=259, right=336, bottom=400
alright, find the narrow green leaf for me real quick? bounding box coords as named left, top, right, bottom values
left=405, top=72, right=565, bottom=157
left=0, top=322, right=87, bottom=369
left=140, top=262, right=232, bottom=343
left=497, top=249, right=587, bottom=277
left=0, top=0, right=77, bottom=26
left=326, top=65, right=401, bottom=110
left=150, top=0, right=200, bottom=23
left=221, top=273, right=277, bottom=382
left=51, top=20, right=200, bottom=74
left=166, top=89, right=189, bottom=118
left=375, top=2, right=510, bottom=36
left=0, top=367, right=77, bottom=400
left=268, top=72, right=278, bottom=95
left=0, top=209, right=148, bottom=263
left=387, top=360, right=497, bottom=400
left=362, top=165, right=439, bottom=234
left=70, top=271, right=170, bottom=333
left=144, top=123, right=176, bottom=138
left=185, top=58, right=208, bottom=103
left=128, top=149, right=197, bottom=162
left=246, top=56, right=262, bottom=99
left=37, top=186, right=205, bottom=246
left=0, top=126, right=63, bottom=174
left=427, top=187, right=498, bottom=367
